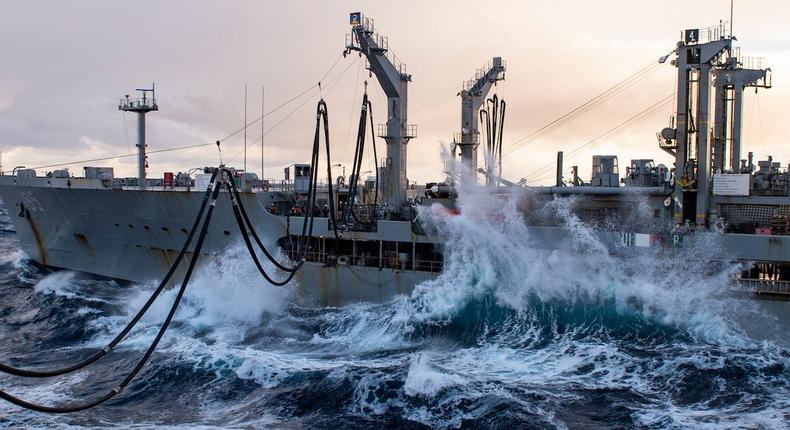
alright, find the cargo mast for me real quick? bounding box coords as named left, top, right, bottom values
left=659, top=26, right=732, bottom=226
left=345, top=12, right=416, bottom=211
left=456, top=58, right=506, bottom=180
left=119, top=84, right=158, bottom=190
left=659, top=24, right=771, bottom=227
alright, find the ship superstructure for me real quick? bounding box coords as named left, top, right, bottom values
left=1, top=14, right=789, bottom=306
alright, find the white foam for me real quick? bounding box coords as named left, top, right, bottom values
left=404, top=352, right=466, bottom=397
left=32, top=271, right=78, bottom=297
left=400, top=159, right=752, bottom=342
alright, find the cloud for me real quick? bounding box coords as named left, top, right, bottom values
left=0, top=0, right=788, bottom=185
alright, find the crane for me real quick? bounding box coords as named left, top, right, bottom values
left=345, top=12, right=416, bottom=212
left=455, top=57, right=506, bottom=181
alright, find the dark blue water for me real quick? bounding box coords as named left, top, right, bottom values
left=0, top=191, right=788, bottom=429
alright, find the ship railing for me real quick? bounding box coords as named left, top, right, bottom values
left=686, top=23, right=730, bottom=45
left=739, top=56, right=766, bottom=71
left=118, top=97, right=157, bottom=110
left=369, top=33, right=388, bottom=52
left=345, top=32, right=360, bottom=51
left=413, top=259, right=444, bottom=273
left=359, top=16, right=374, bottom=33
left=738, top=278, right=790, bottom=295
left=259, top=179, right=294, bottom=192
left=282, top=248, right=443, bottom=274
left=461, top=58, right=507, bottom=92
left=377, top=123, right=417, bottom=139
left=286, top=250, right=326, bottom=265
left=378, top=49, right=406, bottom=76
left=258, top=179, right=335, bottom=193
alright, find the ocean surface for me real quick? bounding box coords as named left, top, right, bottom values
left=0, top=188, right=789, bottom=429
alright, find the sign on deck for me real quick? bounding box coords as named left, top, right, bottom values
left=194, top=173, right=212, bottom=192
left=713, top=174, right=750, bottom=196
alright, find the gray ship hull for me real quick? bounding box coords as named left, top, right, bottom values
left=0, top=179, right=437, bottom=306
left=3, top=178, right=790, bottom=305
left=0, top=182, right=283, bottom=282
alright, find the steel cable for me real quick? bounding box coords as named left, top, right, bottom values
left=503, top=61, right=663, bottom=156
left=526, top=94, right=674, bottom=183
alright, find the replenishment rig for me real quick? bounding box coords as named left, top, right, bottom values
left=0, top=14, right=787, bottom=306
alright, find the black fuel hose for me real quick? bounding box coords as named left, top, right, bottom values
left=320, top=100, right=340, bottom=240
left=0, top=169, right=219, bottom=378
left=489, top=95, right=499, bottom=157
left=368, top=99, right=379, bottom=213
left=0, top=173, right=223, bottom=413
left=294, top=99, right=325, bottom=256
left=225, top=174, right=299, bottom=286
left=222, top=99, right=335, bottom=284
left=480, top=109, right=491, bottom=155
left=342, top=92, right=369, bottom=225
left=224, top=102, right=327, bottom=268
left=497, top=100, right=506, bottom=178
left=224, top=172, right=303, bottom=273
left=230, top=201, right=297, bottom=286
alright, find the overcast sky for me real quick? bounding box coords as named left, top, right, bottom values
left=1, top=0, right=788, bottom=185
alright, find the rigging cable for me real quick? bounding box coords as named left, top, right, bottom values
left=526, top=93, right=674, bottom=183
left=342, top=58, right=365, bottom=163
left=2, top=54, right=348, bottom=175
left=528, top=94, right=673, bottom=183
left=502, top=60, right=664, bottom=156
left=227, top=56, right=361, bottom=164
left=0, top=172, right=224, bottom=413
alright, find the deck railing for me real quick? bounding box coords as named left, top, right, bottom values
left=738, top=278, right=790, bottom=295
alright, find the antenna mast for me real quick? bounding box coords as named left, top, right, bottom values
left=261, top=85, right=266, bottom=180
left=244, top=83, right=248, bottom=173
left=119, top=83, right=158, bottom=190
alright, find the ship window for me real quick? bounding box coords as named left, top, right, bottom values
left=114, top=223, right=120, bottom=227
left=162, top=226, right=169, bottom=232
left=223, top=230, right=230, bottom=236
left=144, top=225, right=151, bottom=230
left=181, top=227, right=188, bottom=234
left=128, top=224, right=134, bottom=229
